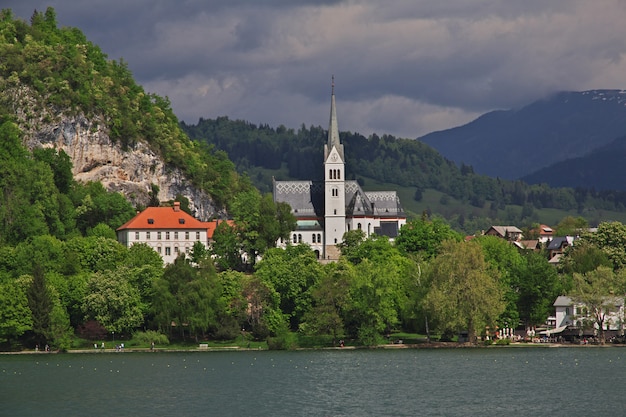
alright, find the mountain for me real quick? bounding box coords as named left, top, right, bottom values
left=0, top=8, right=244, bottom=220
left=418, top=90, right=626, bottom=180
left=521, top=134, right=626, bottom=191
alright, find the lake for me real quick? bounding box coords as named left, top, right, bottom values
left=1, top=347, right=625, bottom=416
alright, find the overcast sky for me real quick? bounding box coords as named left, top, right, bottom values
left=8, top=0, right=626, bottom=139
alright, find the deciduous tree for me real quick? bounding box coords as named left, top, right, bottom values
left=423, top=240, right=505, bottom=343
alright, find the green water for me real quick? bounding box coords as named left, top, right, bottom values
left=1, top=347, right=625, bottom=416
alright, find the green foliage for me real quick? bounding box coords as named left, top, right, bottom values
left=0, top=279, right=33, bottom=343
left=578, top=221, right=626, bottom=270
left=255, top=245, right=321, bottom=330
left=27, top=265, right=53, bottom=344
left=396, top=216, right=461, bottom=258
left=132, top=330, right=169, bottom=346
left=423, top=240, right=505, bottom=343
left=82, top=267, right=145, bottom=334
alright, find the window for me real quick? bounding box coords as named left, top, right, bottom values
left=135, top=231, right=140, bottom=240
left=174, top=231, right=178, bottom=240
left=146, top=231, right=151, bottom=240
left=357, top=223, right=362, bottom=230
left=317, top=234, right=321, bottom=242
left=157, top=246, right=162, bottom=254
left=185, top=231, right=189, bottom=240
left=157, top=232, right=162, bottom=240
left=565, top=307, right=570, bottom=316
left=165, top=247, right=171, bottom=256
left=196, top=231, right=200, bottom=240
left=174, top=246, right=179, bottom=254
left=166, top=231, right=170, bottom=240
left=185, top=246, right=190, bottom=254
left=312, top=234, right=316, bottom=243
left=298, top=234, right=302, bottom=243
left=293, top=234, right=297, bottom=243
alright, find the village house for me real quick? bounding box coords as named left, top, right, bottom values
left=116, top=202, right=222, bottom=264
left=484, top=225, right=523, bottom=241
left=553, top=295, right=625, bottom=336
left=273, top=81, right=406, bottom=260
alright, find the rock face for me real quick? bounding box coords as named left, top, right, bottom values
left=21, top=114, right=219, bottom=221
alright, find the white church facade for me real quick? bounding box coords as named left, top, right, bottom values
left=273, top=83, right=407, bottom=260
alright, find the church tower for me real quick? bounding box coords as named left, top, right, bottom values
left=323, top=77, right=346, bottom=257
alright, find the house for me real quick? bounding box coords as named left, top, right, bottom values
left=273, top=81, right=406, bottom=260
left=530, top=224, right=555, bottom=244
left=546, top=236, right=576, bottom=262
left=116, top=202, right=219, bottom=264
left=484, top=226, right=523, bottom=241
left=554, top=295, right=624, bottom=333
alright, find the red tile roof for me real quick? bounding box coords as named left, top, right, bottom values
left=117, top=204, right=210, bottom=231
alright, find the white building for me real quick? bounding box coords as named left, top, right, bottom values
left=554, top=295, right=624, bottom=332
left=116, top=202, right=219, bottom=264
left=273, top=81, right=407, bottom=260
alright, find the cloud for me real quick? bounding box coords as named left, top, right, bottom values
left=10, top=0, right=626, bottom=138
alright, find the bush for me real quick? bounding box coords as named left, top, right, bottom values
left=132, top=330, right=169, bottom=346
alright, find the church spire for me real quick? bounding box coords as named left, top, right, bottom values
left=327, top=75, right=343, bottom=156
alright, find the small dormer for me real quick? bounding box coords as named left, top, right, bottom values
left=179, top=218, right=185, bottom=224
left=148, top=218, right=154, bottom=224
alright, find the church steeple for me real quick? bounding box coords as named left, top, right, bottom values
left=325, top=76, right=344, bottom=160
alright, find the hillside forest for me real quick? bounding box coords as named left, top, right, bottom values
left=2, top=8, right=626, bottom=351
left=182, top=117, right=626, bottom=233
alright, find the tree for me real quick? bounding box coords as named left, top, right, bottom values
left=396, top=217, right=461, bottom=259
left=82, top=268, right=144, bottom=334
left=569, top=266, right=626, bottom=344
left=345, top=253, right=411, bottom=345
left=27, top=265, right=53, bottom=346
left=254, top=245, right=321, bottom=330
left=423, top=240, right=505, bottom=343
left=475, top=236, right=524, bottom=329
left=230, top=190, right=296, bottom=270
left=578, top=221, right=626, bottom=270
left=300, top=261, right=353, bottom=342
left=211, top=221, right=242, bottom=271
left=516, top=251, right=565, bottom=327
left=0, top=280, right=33, bottom=344
left=152, top=256, right=221, bottom=340
left=560, top=240, right=612, bottom=275
left=555, top=216, right=588, bottom=236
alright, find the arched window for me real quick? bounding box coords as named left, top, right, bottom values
left=317, top=233, right=321, bottom=242
left=337, top=169, right=341, bottom=179
left=312, top=234, right=316, bottom=243
left=293, top=234, right=297, bottom=243
left=298, top=234, right=302, bottom=243
left=357, top=223, right=362, bottom=230
left=329, top=169, right=332, bottom=179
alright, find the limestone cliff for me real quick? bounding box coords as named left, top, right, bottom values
left=15, top=101, right=219, bottom=220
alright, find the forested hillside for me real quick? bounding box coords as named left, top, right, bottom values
left=182, top=117, right=626, bottom=232
left=0, top=8, right=246, bottom=209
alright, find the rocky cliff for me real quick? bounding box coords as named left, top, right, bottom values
left=13, top=88, right=218, bottom=220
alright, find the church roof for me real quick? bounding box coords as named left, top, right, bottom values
left=273, top=179, right=404, bottom=220
left=273, top=180, right=324, bottom=217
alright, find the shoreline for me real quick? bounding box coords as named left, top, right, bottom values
left=2, top=341, right=624, bottom=355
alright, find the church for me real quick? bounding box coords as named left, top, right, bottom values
left=273, top=82, right=407, bottom=260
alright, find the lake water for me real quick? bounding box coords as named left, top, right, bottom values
left=1, top=347, right=625, bottom=416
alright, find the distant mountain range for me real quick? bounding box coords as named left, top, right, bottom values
left=418, top=90, right=626, bottom=183
left=521, top=134, right=626, bottom=191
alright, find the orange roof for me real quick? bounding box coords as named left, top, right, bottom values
left=206, top=219, right=235, bottom=239
left=117, top=204, right=210, bottom=231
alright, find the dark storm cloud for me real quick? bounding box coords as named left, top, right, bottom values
left=8, top=0, right=626, bottom=138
